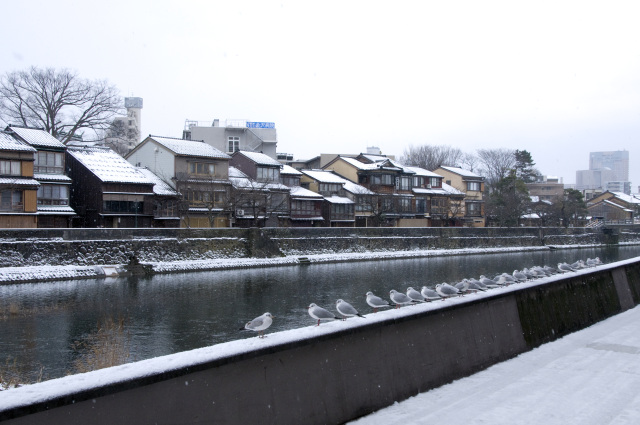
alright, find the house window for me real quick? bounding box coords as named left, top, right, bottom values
left=0, top=160, right=21, bottom=176
left=37, top=184, right=69, bottom=205
left=429, top=177, right=440, bottom=188
left=189, top=162, right=215, bottom=176
left=0, top=190, right=22, bottom=211
left=103, top=200, right=143, bottom=213
left=466, top=201, right=482, bottom=216
left=416, top=198, right=427, bottom=213
left=371, top=174, right=393, bottom=186
left=34, top=152, right=63, bottom=174
left=257, top=167, right=279, bottom=181
left=413, top=176, right=424, bottom=188
left=228, top=137, right=240, bottom=153
left=399, top=177, right=411, bottom=190
left=399, top=197, right=412, bottom=211
left=331, top=203, right=353, bottom=220
left=467, top=181, right=481, bottom=191
left=291, top=200, right=320, bottom=216
left=318, top=183, right=341, bottom=194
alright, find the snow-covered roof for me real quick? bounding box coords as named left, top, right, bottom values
left=301, top=169, right=347, bottom=184
left=33, top=173, right=72, bottom=183
left=0, top=131, right=36, bottom=152
left=280, top=164, right=302, bottom=175
left=228, top=166, right=248, bottom=179
left=601, top=199, right=633, bottom=212
left=610, top=192, right=640, bottom=205
left=529, top=196, right=553, bottom=205
left=404, top=166, right=442, bottom=178
left=325, top=195, right=354, bottom=204
left=37, top=205, right=76, bottom=215
left=337, top=156, right=381, bottom=171
left=290, top=186, right=324, bottom=199
left=441, top=182, right=465, bottom=195
left=342, top=180, right=374, bottom=195
left=8, top=126, right=65, bottom=149
left=68, top=147, right=153, bottom=185
left=236, top=150, right=281, bottom=166
left=136, top=168, right=180, bottom=196
left=0, top=177, right=40, bottom=186
left=148, top=136, right=230, bottom=159
left=439, top=166, right=482, bottom=179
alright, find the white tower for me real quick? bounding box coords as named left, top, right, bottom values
left=124, top=97, right=143, bottom=145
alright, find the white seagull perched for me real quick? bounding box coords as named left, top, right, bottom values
left=435, top=283, right=460, bottom=299
left=421, top=286, right=441, bottom=301
left=389, top=289, right=414, bottom=308
left=406, top=287, right=426, bottom=302
left=366, top=291, right=392, bottom=312
left=336, top=299, right=365, bottom=319
left=512, top=270, right=528, bottom=282
left=558, top=262, right=576, bottom=273
left=241, top=312, right=275, bottom=338
left=454, top=279, right=470, bottom=293
left=479, top=275, right=499, bottom=288
left=308, top=303, right=340, bottom=326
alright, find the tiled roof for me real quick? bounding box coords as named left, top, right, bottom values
left=149, top=136, right=230, bottom=159
left=33, top=173, right=72, bottom=183
left=68, top=147, right=153, bottom=185
left=8, top=126, right=65, bottom=149
left=0, top=177, right=40, bottom=186
left=404, top=166, right=442, bottom=178
left=0, top=132, right=37, bottom=152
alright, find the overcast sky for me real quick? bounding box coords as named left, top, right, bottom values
left=2, top=1, right=639, bottom=189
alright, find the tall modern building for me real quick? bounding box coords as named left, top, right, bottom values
left=576, top=150, right=630, bottom=194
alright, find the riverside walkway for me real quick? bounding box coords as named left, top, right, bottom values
left=349, top=304, right=640, bottom=425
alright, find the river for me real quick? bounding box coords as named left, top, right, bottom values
left=1, top=245, right=639, bottom=383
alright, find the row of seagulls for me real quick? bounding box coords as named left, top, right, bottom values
left=243, top=257, right=604, bottom=335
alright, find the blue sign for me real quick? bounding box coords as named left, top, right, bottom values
left=246, top=122, right=275, bottom=129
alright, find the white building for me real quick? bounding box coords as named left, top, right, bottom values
left=182, top=119, right=277, bottom=159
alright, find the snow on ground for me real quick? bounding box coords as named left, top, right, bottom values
left=0, top=244, right=607, bottom=284
left=348, top=304, right=640, bottom=425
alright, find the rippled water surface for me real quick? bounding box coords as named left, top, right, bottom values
left=1, top=245, right=638, bottom=381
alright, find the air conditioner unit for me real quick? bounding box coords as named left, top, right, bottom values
left=236, top=209, right=245, bottom=217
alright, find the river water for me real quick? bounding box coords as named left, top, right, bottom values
left=1, top=245, right=639, bottom=382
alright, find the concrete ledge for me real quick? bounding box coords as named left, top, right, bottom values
left=1, top=257, right=639, bottom=424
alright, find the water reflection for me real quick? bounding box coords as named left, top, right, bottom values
left=1, top=245, right=638, bottom=381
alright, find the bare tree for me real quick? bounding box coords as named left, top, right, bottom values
left=0, top=67, right=122, bottom=144
left=400, top=144, right=465, bottom=171
left=476, top=148, right=516, bottom=191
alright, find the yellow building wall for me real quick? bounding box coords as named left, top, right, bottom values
left=324, top=160, right=358, bottom=183
left=24, top=190, right=38, bottom=212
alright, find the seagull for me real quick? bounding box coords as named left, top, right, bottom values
left=571, top=260, right=586, bottom=269
left=558, top=262, right=576, bottom=273
left=454, top=279, right=470, bottom=293
left=543, top=265, right=558, bottom=274
left=390, top=289, right=414, bottom=308
left=240, top=312, right=275, bottom=338
left=406, top=287, right=426, bottom=302
left=336, top=299, right=365, bottom=319
left=308, top=303, right=340, bottom=326
left=479, top=275, right=499, bottom=288
left=420, top=286, right=441, bottom=301
left=512, top=270, right=528, bottom=282
left=467, top=280, right=486, bottom=292
left=435, top=283, right=460, bottom=299
left=366, top=291, right=392, bottom=312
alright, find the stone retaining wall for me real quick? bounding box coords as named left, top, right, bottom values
left=1, top=226, right=638, bottom=269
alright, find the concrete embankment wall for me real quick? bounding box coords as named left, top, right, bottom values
left=1, top=226, right=638, bottom=269
left=2, top=258, right=639, bottom=425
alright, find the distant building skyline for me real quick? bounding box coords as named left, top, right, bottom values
left=576, top=150, right=630, bottom=194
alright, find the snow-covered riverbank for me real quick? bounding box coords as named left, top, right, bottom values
left=0, top=244, right=626, bottom=284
